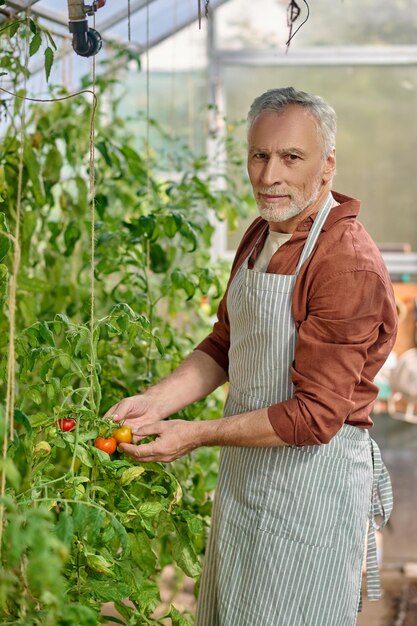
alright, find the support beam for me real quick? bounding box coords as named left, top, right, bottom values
left=215, top=46, right=417, bottom=66
left=95, top=0, right=159, bottom=32
left=1, top=0, right=41, bottom=10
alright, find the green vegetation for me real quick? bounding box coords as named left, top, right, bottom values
left=0, top=16, right=251, bottom=625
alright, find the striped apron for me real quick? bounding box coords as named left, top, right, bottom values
left=195, top=194, right=393, bottom=626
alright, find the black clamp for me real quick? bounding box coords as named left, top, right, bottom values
left=67, top=1, right=106, bottom=57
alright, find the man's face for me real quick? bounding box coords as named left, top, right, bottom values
left=247, top=105, right=336, bottom=232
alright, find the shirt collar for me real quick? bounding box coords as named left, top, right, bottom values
left=294, top=191, right=361, bottom=233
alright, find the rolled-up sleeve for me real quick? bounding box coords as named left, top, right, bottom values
left=268, top=269, right=398, bottom=445
left=195, top=294, right=231, bottom=375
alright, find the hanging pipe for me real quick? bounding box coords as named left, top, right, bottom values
left=67, top=0, right=106, bottom=57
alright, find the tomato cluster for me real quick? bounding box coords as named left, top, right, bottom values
left=94, top=424, right=133, bottom=455
left=57, top=417, right=133, bottom=456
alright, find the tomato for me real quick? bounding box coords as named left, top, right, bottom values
left=112, top=425, right=132, bottom=444
left=94, top=436, right=117, bottom=455
left=34, top=441, right=52, bottom=455
left=57, top=418, right=76, bottom=432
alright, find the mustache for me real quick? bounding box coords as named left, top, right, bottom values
left=258, top=187, right=292, bottom=196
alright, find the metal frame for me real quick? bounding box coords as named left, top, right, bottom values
left=215, top=45, right=417, bottom=66
left=96, top=0, right=160, bottom=32
left=1, top=0, right=231, bottom=52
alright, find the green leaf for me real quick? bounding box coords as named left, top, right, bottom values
left=78, top=429, right=99, bottom=443
left=63, top=604, right=98, bottom=625
left=63, top=220, right=81, bottom=256
left=58, top=353, right=72, bottom=369
left=0, top=458, right=21, bottom=489
left=45, top=30, right=57, bottom=50
left=27, top=386, right=42, bottom=405
left=125, top=579, right=160, bottom=613
left=96, top=140, right=113, bottom=166
left=120, top=145, right=146, bottom=181
left=172, top=531, right=201, bottom=578
left=18, top=274, right=49, bottom=293
left=138, top=214, right=156, bottom=239
left=9, top=21, right=20, bottom=37
left=37, top=321, right=55, bottom=347
left=44, top=46, right=54, bottom=82
left=150, top=242, right=169, bottom=273
left=56, top=509, right=74, bottom=547
left=90, top=445, right=111, bottom=463
left=75, top=444, right=93, bottom=468
left=0, top=212, right=10, bottom=262
left=127, top=532, right=157, bottom=578
left=170, top=605, right=193, bottom=626
left=180, top=221, right=198, bottom=252
left=75, top=175, right=88, bottom=213
left=171, top=269, right=196, bottom=300
left=28, top=18, right=37, bottom=34
left=88, top=579, right=130, bottom=603
left=119, top=465, right=146, bottom=486
left=138, top=501, right=164, bottom=518
left=110, top=516, right=128, bottom=553
left=163, top=213, right=181, bottom=238
left=23, top=142, right=45, bottom=204
left=44, top=145, right=63, bottom=182
left=29, top=412, right=50, bottom=427
left=86, top=553, right=115, bottom=577
left=29, top=32, right=42, bottom=57
left=14, top=408, right=32, bottom=436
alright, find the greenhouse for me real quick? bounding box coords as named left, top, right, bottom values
left=1, top=1, right=417, bottom=625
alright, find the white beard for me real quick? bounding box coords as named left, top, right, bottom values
left=256, top=176, right=323, bottom=223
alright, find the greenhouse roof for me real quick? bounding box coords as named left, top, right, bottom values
left=0, top=0, right=231, bottom=50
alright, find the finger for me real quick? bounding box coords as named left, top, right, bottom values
left=132, top=422, right=163, bottom=438
left=104, top=402, right=132, bottom=422
left=118, top=441, right=159, bottom=462
left=103, top=402, right=122, bottom=420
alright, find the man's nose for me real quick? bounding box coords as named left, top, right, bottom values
left=260, top=157, right=283, bottom=187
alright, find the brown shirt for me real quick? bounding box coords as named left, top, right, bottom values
left=196, top=191, right=398, bottom=446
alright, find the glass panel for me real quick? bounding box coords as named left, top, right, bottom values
left=216, top=0, right=417, bottom=49
left=223, top=65, right=417, bottom=251
left=118, top=69, right=208, bottom=158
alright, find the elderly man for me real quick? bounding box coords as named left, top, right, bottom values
left=106, top=87, right=397, bottom=626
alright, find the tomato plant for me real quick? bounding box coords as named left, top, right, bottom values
left=0, top=17, right=251, bottom=626
left=94, top=436, right=117, bottom=455
left=112, top=425, right=133, bottom=444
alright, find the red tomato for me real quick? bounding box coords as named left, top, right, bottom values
left=94, top=437, right=117, bottom=455
left=112, top=425, right=132, bottom=444
left=57, top=418, right=76, bottom=432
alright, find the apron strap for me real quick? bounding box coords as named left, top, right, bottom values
left=295, top=192, right=334, bottom=273
left=365, top=438, right=393, bottom=601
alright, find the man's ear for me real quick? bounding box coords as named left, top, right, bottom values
left=323, top=148, right=336, bottom=183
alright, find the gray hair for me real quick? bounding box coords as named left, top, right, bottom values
left=247, top=87, right=337, bottom=157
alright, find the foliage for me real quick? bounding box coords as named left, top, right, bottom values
left=0, top=14, right=251, bottom=625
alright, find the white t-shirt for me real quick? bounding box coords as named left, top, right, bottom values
left=254, top=230, right=292, bottom=272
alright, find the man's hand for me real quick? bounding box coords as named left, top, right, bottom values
left=117, top=408, right=285, bottom=463
left=119, top=420, right=202, bottom=463
left=104, top=394, right=160, bottom=431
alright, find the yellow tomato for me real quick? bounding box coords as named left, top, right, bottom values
left=112, top=425, right=133, bottom=444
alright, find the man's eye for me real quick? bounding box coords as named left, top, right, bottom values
left=285, top=154, right=300, bottom=162
left=253, top=153, right=267, bottom=160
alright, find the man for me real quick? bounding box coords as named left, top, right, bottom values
left=106, top=87, right=397, bottom=626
